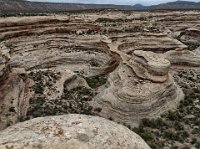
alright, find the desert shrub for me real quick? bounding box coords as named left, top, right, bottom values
left=9, top=107, right=15, bottom=113
left=133, top=126, right=154, bottom=141
left=94, top=107, right=102, bottom=112
left=141, top=118, right=168, bottom=129
left=182, top=146, right=190, bottom=149
left=85, top=76, right=107, bottom=88
left=174, top=121, right=184, bottom=130
left=32, top=82, right=45, bottom=94
left=163, top=130, right=177, bottom=140
left=134, top=85, right=200, bottom=148
left=140, top=130, right=154, bottom=141
left=191, top=138, right=197, bottom=144
left=30, top=97, right=45, bottom=105
left=195, top=141, right=200, bottom=149
left=149, top=141, right=164, bottom=149
left=170, top=146, right=178, bottom=149
left=177, top=131, right=189, bottom=140
left=27, top=85, right=101, bottom=120
left=193, top=88, right=200, bottom=93
left=95, top=18, right=124, bottom=23
left=167, top=111, right=182, bottom=121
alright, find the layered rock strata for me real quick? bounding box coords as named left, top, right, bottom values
left=133, top=50, right=171, bottom=82
left=116, top=33, right=187, bottom=54
left=1, top=13, right=199, bottom=130
left=91, top=50, right=184, bottom=127
left=165, top=48, right=200, bottom=67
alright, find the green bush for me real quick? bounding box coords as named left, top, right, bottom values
left=85, top=76, right=107, bottom=88
left=195, top=141, right=200, bottom=149
left=149, top=141, right=164, bottom=149
left=182, top=146, right=190, bottom=149
left=33, top=82, right=45, bottom=94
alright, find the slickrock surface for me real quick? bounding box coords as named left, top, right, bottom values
left=0, top=114, right=150, bottom=149
left=0, top=10, right=200, bottom=130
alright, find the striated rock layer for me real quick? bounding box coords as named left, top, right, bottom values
left=91, top=51, right=184, bottom=127
left=1, top=12, right=200, bottom=129
left=0, top=114, right=150, bottom=149
left=133, top=50, right=171, bottom=82
left=165, top=48, right=200, bottom=67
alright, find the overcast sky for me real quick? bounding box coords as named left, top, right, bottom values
left=28, top=0, right=200, bottom=6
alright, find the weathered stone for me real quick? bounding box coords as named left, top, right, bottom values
left=165, top=49, right=200, bottom=67
left=0, top=114, right=151, bottom=149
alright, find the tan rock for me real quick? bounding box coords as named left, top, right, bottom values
left=0, top=114, right=151, bottom=149
left=91, top=63, right=184, bottom=127
left=165, top=49, right=200, bottom=67
left=0, top=49, right=33, bottom=130
left=133, top=50, right=171, bottom=82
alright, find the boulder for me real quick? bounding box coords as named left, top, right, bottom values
left=0, top=114, right=151, bottom=149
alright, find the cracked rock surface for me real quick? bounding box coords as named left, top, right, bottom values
left=0, top=114, right=150, bottom=149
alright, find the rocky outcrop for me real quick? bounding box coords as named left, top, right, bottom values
left=0, top=18, right=119, bottom=77
left=0, top=48, right=10, bottom=83
left=91, top=61, right=184, bottom=127
left=133, top=50, right=171, bottom=82
left=0, top=15, right=187, bottom=129
left=116, top=33, right=187, bottom=53
left=0, top=47, right=33, bottom=130
left=165, top=48, right=200, bottom=67
left=3, top=11, right=200, bottom=130
left=0, top=114, right=151, bottom=149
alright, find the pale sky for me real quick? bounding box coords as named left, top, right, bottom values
left=28, top=0, right=200, bottom=6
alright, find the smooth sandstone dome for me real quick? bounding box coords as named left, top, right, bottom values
left=0, top=114, right=151, bottom=149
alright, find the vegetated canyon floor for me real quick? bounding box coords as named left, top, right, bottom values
left=0, top=10, right=200, bottom=149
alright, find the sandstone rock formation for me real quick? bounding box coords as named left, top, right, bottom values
left=0, top=48, right=10, bottom=82
left=116, top=33, right=187, bottom=53
left=0, top=48, right=33, bottom=130
left=133, top=50, right=171, bottom=82
left=0, top=11, right=200, bottom=130
left=194, top=46, right=200, bottom=55
left=91, top=51, right=184, bottom=127
left=165, top=48, right=200, bottom=67
left=0, top=114, right=151, bottom=149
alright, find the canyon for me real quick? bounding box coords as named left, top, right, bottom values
left=0, top=10, right=200, bottom=148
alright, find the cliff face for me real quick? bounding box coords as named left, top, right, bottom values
left=0, top=48, right=10, bottom=82
left=0, top=47, right=33, bottom=130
